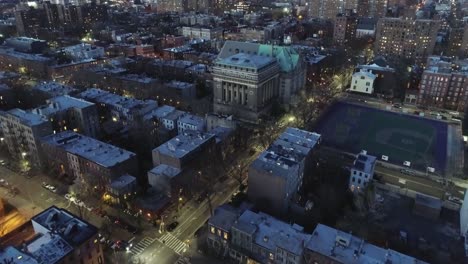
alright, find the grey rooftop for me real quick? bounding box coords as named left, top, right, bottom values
left=42, top=131, right=136, bottom=168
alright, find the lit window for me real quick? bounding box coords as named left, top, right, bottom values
left=223, top=232, right=228, bottom=240
left=210, top=226, right=215, bottom=234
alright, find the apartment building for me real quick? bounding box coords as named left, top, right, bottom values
left=31, top=95, right=101, bottom=138
left=349, top=150, right=377, bottom=192
left=177, top=113, right=205, bottom=134
left=0, top=108, right=52, bottom=167
left=350, top=69, right=376, bottom=94
left=333, top=11, right=358, bottom=44
left=417, top=57, right=468, bottom=111
left=40, top=131, right=138, bottom=190
left=375, top=18, right=440, bottom=64
left=0, top=206, right=103, bottom=264
left=248, top=127, right=321, bottom=215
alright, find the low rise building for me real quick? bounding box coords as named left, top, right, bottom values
left=4, top=37, right=47, bottom=53
left=181, top=26, right=223, bottom=40
left=165, top=80, right=196, bottom=99
left=62, top=43, right=105, bottom=61
left=152, top=130, right=215, bottom=170
left=31, top=95, right=100, bottom=138
left=0, top=206, right=104, bottom=264
left=32, top=81, right=76, bottom=98
left=107, top=174, right=138, bottom=205
left=355, top=60, right=396, bottom=97
left=205, top=113, right=237, bottom=131
left=304, top=224, right=428, bottom=264
left=177, top=113, right=205, bottom=134
left=208, top=207, right=312, bottom=264
left=41, top=131, right=138, bottom=191
left=0, top=47, right=52, bottom=79
left=350, top=69, right=376, bottom=94
left=248, top=127, right=321, bottom=215
left=0, top=108, right=52, bottom=168
left=349, top=150, right=376, bottom=192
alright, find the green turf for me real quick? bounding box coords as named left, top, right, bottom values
left=342, top=108, right=435, bottom=165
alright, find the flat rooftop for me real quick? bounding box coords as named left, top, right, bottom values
left=109, top=174, right=136, bottom=191
left=42, top=131, right=136, bottom=168
left=216, top=53, right=276, bottom=69
left=26, top=233, right=73, bottom=264
left=234, top=210, right=311, bottom=256
left=178, top=114, right=205, bottom=127
left=0, top=246, right=39, bottom=264
left=2, top=108, right=49, bottom=126
left=0, top=47, right=51, bottom=62
left=251, top=127, right=320, bottom=178
left=148, top=164, right=181, bottom=179
left=32, top=206, right=98, bottom=247
left=33, top=82, right=75, bottom=96
left=154, top=131, right=214, bottom=159
left=307, top=224, right=429, bottom=264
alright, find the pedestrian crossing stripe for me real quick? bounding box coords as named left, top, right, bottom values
left=129, top=237, right=155, bottom=255
left=158, top=233, right=187, bottom=255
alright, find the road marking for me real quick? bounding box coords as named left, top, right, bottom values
left=157, top=233, right=187, bottom=255
left=129, top=237, right=155, bottom=255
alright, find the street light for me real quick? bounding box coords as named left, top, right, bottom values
left=21, top=152, right=26, bottom=158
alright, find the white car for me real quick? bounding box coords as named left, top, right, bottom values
left=64, top=193, right=75, bottom=201
left=47, top=185, right=57, bottom=193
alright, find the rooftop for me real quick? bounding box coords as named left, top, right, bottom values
left=146, top=105, right=176, bottom=120
left=307, top=224, right=429, bottom=264
left=353, top=70, right=377, bottom=80
left=33, top=82, right=75, bottom=97
left=109, top=174, right=136, bottom=191
left=216, top=53, right=276, bottom=69
left=78, top=88, right=157, bottom=113
left=0, top=47, right=51, bottom=62
left=251, top=127, right=320, bottom=178
left=234, top=210, right=311, bottom=256
left=149, top=164, right=182, bottom=179
left=178, top=114, right=205, bottom=127
left=166, top=80, right=194, bottom=90
left=218, top=41, right=301, bottom=72
left=352, top=151, right=377, bottom=175
left=0, top=71, right=20, bottom=80
left=26, top=233, right=73, bottom=264
left=32, top=96, right=94, bottom=116
left=41, top=131, right=136, bottom=168
left=154, top=131, right=214, bottom=159
left=1, top=108, right=49, bottom=126
left=32, top=206, right=98, bottom=247
left=415, top=194, right=442, bottom=210
left=208, top=204, right=241, bottom=232
left=0, top=246, right=39, bottom=264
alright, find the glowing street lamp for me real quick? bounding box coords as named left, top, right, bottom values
left=21, top=152, right=26, bottom=158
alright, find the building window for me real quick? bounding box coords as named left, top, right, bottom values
left=269, top=253, right=274, bottom=260
left=217, top=229, right=222, bottom=237
left=352, top=177, right=355, bottom=182
left=223, top=232, right=228, bottom=240
left=210, top=226, right=215, bottom=234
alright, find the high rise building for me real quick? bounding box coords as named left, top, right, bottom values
left=447, top=24, right=468, bottom=59
left=333, top=10, right=358, bottom=44
left=375, top=18, right=440, bottom=64
left=309, top=0, right=344, bottom=19
left=370, top=0, right=388, bottom=18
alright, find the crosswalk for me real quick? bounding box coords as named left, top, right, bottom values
left=158, top=233, right=187, bottom=255
left=130, top=237, right=155, bottom=255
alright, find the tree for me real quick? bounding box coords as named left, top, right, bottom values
left=330, top=67, right=354, bottom=92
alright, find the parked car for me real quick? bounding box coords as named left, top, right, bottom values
left=393, top=103, right=401, bottom=109
left=400, top=169, right=415, bottom=176
left=448, top=196, right=462, bottom=204
left=167, top=221, right=179, bottom=232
